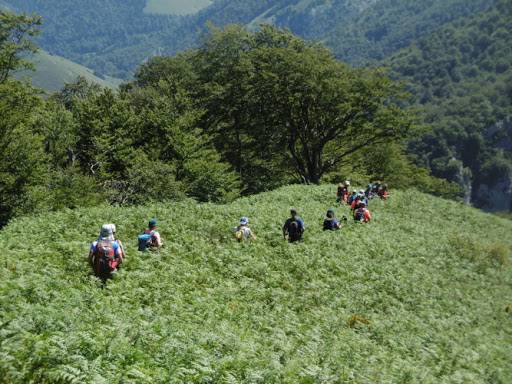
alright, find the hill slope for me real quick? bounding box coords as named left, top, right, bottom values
left=387, top=0, right=512, bottom=211
left=0, top=185, right=511, bottom=382
left=2, top=0, right=492, bottom=77
left=15, top=50, right=122, bottom=92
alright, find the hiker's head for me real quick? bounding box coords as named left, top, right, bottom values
left=290, top=208, right=297, bottom=217
left=100, top=224, right=114, bottom=239
left=327, top=209, right=335, bottom=219
left=352, top=191, right=357, bottom=195
left=149, top=218, right=157, bottom=229
left=359, top=201, right=366, bottom=207
left=240, top=217, right=249, bottom=226
left=105, top=223, right=116, bottom=234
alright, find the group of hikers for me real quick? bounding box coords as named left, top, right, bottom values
left=89, top=181, right=389, bottom=280
left=238, top=180, right=389, bottom=243
left=89, top=219, right=163, bottom=281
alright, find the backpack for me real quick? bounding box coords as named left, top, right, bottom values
left=92, top=240, right=116, bottom=278
left=323, top=219, right=337, bottom=231
left=138, top=231, right=154, bottom=251
left=235, top=226, right=250, bottom=242
left=354, top=208, right=366, bottom=222
left=288, top=219, right=302, bottom=242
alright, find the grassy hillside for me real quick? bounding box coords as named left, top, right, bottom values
left=15, top=51, right=122, bottom=92
left=144, top=0, right=213, bottom=15
left=0, top=185, right=511, bottom=383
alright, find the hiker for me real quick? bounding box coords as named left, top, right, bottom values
left=347, top=190, right=358, bottom=206
left=323, top=208, right=344, bottom=231
left=234, top=217, right=256, bottom=242
left=354, top=201, right=372, bottom=223
left=365, top=183, right=373, bottom=198
left=336, top=181, right=350, bottom=203
left=372, top=181, right=381, bottom=195
left=351, top=191, right=368, bottom=210
left=138, top=218, right=163, bottom=251
left=283, top=208, right=305, bottom=243
left=104, top=223, right=125, bottom=259
left=89, top=224, right=124, bottom=280
left=378, top=183, right=389, bottom=200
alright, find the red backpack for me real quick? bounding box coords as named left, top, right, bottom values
left=92, top=240, right=118, bottom=279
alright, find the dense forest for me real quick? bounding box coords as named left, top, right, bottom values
left=1, top=12, right=456, bottom=227
left=388, top=0, right=512, bottom=210
left=1, top=0, right=493, bottom=78
left=1, top=0, right=511, bottom=223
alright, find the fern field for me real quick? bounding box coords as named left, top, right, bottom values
left=0, top=185, right=511, bottom=383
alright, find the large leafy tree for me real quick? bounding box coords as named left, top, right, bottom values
left=0, top=11, right=41, bottom=83
left=0, top=11, right=48, bottom=225
left=194, top=25, right=412, bottom=186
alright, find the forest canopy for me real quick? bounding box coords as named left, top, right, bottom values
left=0, top=11, right=455, bottom=226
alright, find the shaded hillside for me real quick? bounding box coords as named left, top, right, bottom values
left=1, top=0, right=493, bottom=77
left=0, top=185, right=511, bottom=382
left=387, top=0, right=512, bottom=211
left=325, top=0, right=494, bottom=64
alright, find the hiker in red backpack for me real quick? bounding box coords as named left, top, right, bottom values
left=89, top=224, right=124, bottom=281
left=104, top=223, right=125, bottom=260
left=351, top=191, right=368, bottom=211
left=138, top=218, right=163, bottom=251
left=378, top=183, right=390, bottom=200
left=336, top=181, right=350, bottom=203
left=354, top=201, right=372, bottom=223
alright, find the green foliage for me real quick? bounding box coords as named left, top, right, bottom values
left=2, top=0, right=491, bottom=78
left=0, top=80, right=48, bottom=226
left=0, top=10, right=41, bottom=83
left=182, top=25, right=412, bottom=187
left=0, top=185, right=511, bottom=382
left=326, top=0, right=492, bottom=64
left=387, top=0, right=512, bottom=208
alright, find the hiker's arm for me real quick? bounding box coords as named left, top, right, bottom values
left=118, top=241, right=126, bottom=259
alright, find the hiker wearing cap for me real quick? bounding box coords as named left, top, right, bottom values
left=283, top=209, right=305, bottom=243
left=234, top=217, right=256, bottom=242
left=89, top=224, right=124, bottom=280
left=347, top=190, right=358, bottom=206
left=138, top=218, right=163, bottom=251
left=354, top=200, right=372, bottom=223
left=323, top=209, right=344, bottom=231
left=351, top=190, right=368, bottom=210
left=336, top=181, right=350, bottom=203
left=378, top=183, right=389, bottom=200
left=103, top=223, right=125, bottom=260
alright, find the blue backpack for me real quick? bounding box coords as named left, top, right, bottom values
left=138, top=232, right=153, bottom=251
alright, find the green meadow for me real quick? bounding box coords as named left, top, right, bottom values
left=0, top=185, right=511, bottom=383
left=143, top=0, right=213, bottom=16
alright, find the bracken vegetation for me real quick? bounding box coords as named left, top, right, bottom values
left=1, top=185, right=511, bottom=383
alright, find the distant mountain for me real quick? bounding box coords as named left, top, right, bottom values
left=2, top=0, right=493, bottom=78
left=386, top=0, right=512, bottom=211
left=15, top=50, right=122, bottom=92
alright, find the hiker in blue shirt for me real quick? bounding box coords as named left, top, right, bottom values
left=283, top=208, right=305, bottom=242
left=323, top=208, right=344, bottom=231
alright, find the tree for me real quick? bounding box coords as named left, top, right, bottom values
left=196, top=25, right=412, bottom=184
left=0, top=11, right=41, bottom=83
left=0, top=80, right=48, bottom=226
